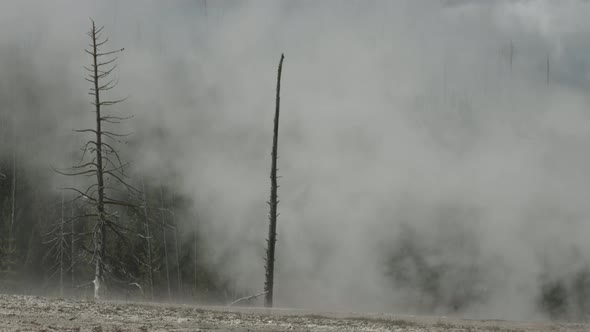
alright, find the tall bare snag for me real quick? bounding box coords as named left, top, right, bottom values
left=264, top=53, right=284, bottom=308
left=56, top=20, right=136, bottom=300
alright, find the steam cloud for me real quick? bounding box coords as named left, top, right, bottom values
left=3, top=0, right=590, bottom=321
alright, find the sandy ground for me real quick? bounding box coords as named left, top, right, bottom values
left=0, top=294, right=588, bottom=331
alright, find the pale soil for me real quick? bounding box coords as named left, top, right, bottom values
left=0, top=294, right=588, bottom=331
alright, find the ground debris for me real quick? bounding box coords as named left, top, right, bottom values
left=0, top=294, right=587, bottom=331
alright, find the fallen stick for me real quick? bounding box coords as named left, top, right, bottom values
left=228, top=291, right=268, bottom=307
left=76, top=281, right=94, bottom=289
left=128, top=282, right=144, bottom=294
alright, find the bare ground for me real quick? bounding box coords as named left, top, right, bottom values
left=0, top=294, right=588, bottom=331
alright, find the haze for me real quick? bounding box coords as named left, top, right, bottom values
left=1, top=0, right=590, bottom=322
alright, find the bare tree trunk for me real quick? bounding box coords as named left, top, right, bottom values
left=57, top=19, right=129, bottom=301
left=141, top=178, right=154, bottom=301
left=546, top=55, right=550, bottom=86
left=509, top=40, right=514, bottom=75
left=162, top=229, right=171, bottom=302
left=3, top=138, right=19, bottom=291
left=171, top=211, right=182, bottom=296
left=9, top=144, right=17, bottom=251
left=93, top=223, right=106, bottom=301
left=160, top=187, right=171, bottom=301
left=89, top=20, right=108, bottom=301
left=264, top=53, right=284, bottom=308
left=59, top=194, right=65, bottom=297
left=71, top=196, right=75, bottom=292
left=193, top=223, right=198, bottom=298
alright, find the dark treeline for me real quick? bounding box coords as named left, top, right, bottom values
left=0, top=23, right=238, bottom=305
left=0, top=137, right=236, bottom=303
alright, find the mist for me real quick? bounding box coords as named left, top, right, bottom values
left=2, top=0, right=590, bottom=321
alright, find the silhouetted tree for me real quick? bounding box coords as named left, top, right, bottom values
left=264, top=53, right=285, bottom=308
left=159, top=187, right=172, bottom=301
left=43, top=194, right=69, bottom=297
left=171, top=210, right=182, bottom=296
left=140, top=177, right=155, bottom=300
left=56, top=19, right=137, bottom=300
left=0, top=137, right=20, bottom=292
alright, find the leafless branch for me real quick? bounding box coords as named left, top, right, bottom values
left=229, top=291, right=269, bottom=306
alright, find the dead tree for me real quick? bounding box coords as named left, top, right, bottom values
left=9, top=144, right=16, bottom=249
left=171, top=212, right=182, bottom=296
left=159, top=187, right=172, bottom=301
left=546, top=55, right=550, bottom=86
left=44, top=194, right=70, bottom=297
left=59, top=197, right=66, bottom=296
left=193, top=220, right=198, bottom=297
left=0, top=137, right=19, bottom=290
left=163, top=195, right=183, bottom=296
left=140, top=178, right=154, bottom=301
left=264, top=53, right=285, bottom=308
left=56, top=19, right=136, bottom=301
left=509, top=40, right=514, bottom=74
left=3, top=140, right=18, bottom=265
left=43, top=194, right=81, bottom=297
left=70, top=196, right=76, bottom=291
